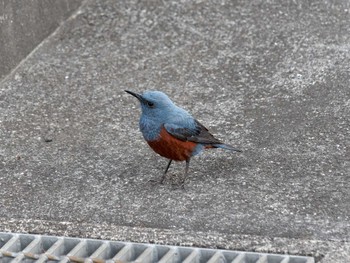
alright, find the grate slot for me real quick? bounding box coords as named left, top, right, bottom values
left=221, top=251, right=240, bottom=262
left=0, top=234, right=37, bottom=262
left=207, top=251, right=225, bottom=263
left=256, top=255, right=268, bottom=263
left=177, top=247, right=198, bottom=262
left=111, top=243, right=133, bottom=261
left=67, top=239, right=87, bottom=256
left=0, top=235, right=20, bottom=254
left=39, top=236, right=60, bottom=253
left=158, top=247, right=179, bottom=263
left=88, top=242, right=109, bottom=260
left=240, top=252, right=260, bottom=263
left=266, top=254, right=290, bottom=263
left=55, top=238, right=81, bottom=259
left=199, top=249, right=216, bottom=262
left=183, top=249, right=200, bottom=263
left=280, top=256, right=290, bottom=263
left=98, top=241, right=125, bottom=260
left=0, top=233, right=13, bottom=248
left=12, top=235, right=42, bottom=262
left=134, top=246, right=154, bottom=263
left=131, top=244, right=151, bottom=261
left=153, top=245, right=171, bottom=261
left=36, top=238, right=65, bottom=262
left=1, top=234, right=35, bottom=253
left=231, top=253, right=246, bottom=263
left=39, top=237, right=82, bottom=263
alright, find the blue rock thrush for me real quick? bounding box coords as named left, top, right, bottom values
left=125, top=90, right=241, bottom=186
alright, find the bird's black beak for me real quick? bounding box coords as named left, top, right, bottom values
left=125, top=90, right=144, bottom=103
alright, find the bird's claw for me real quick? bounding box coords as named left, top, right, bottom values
left=148, top=178, right=164, bottom=184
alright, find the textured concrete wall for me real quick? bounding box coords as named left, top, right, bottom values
left=0, top=0, right=83, bottom=80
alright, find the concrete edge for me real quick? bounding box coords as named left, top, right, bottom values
left=0, top=0, right=88, bottom=86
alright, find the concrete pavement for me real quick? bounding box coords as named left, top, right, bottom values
left=0, top=0, right=349, bottom=262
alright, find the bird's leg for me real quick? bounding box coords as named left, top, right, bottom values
left=160, top=159, right=172, bottom=184
left=180, top=159, right=190, bottom=188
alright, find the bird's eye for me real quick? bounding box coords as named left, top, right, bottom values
left=147, top=101, right=154, bottom=108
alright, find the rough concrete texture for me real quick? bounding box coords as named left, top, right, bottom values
left=0, top=0, right=83, bottom=80
left=0, top=0, right=349, bottom=262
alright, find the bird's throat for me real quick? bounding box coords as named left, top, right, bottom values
left=139, top=118, right=162, bottom=141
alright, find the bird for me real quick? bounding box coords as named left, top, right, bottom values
left=125, top=90, right=241, bottom=186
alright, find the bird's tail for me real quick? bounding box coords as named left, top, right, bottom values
left=213, top=143, right=242, bottom=152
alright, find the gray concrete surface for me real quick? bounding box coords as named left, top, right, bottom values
left=0, top=0, right=83, bottom=80
left=0, top=0, right=350, bottom=262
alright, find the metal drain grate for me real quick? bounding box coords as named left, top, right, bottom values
left=0, top=232, right=314, bottom=263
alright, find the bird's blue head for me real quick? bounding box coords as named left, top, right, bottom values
left=125, top=90, right=195, bottom=141
left=125, top=90, right=177, bottom=120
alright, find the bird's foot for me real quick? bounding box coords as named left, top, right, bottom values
left=170, top=179, right=186, bottom=190
left=180, top=180, right=186, bottom=189
left=148, top=177, right=165, bottom=185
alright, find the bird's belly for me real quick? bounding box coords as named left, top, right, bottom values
left=147, top=127, right=197, bottom=161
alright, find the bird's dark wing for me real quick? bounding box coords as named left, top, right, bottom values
left=164, top=120, right=222, bottom=145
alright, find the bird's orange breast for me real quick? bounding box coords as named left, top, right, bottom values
left=147, top=127, right=197, bottom=161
